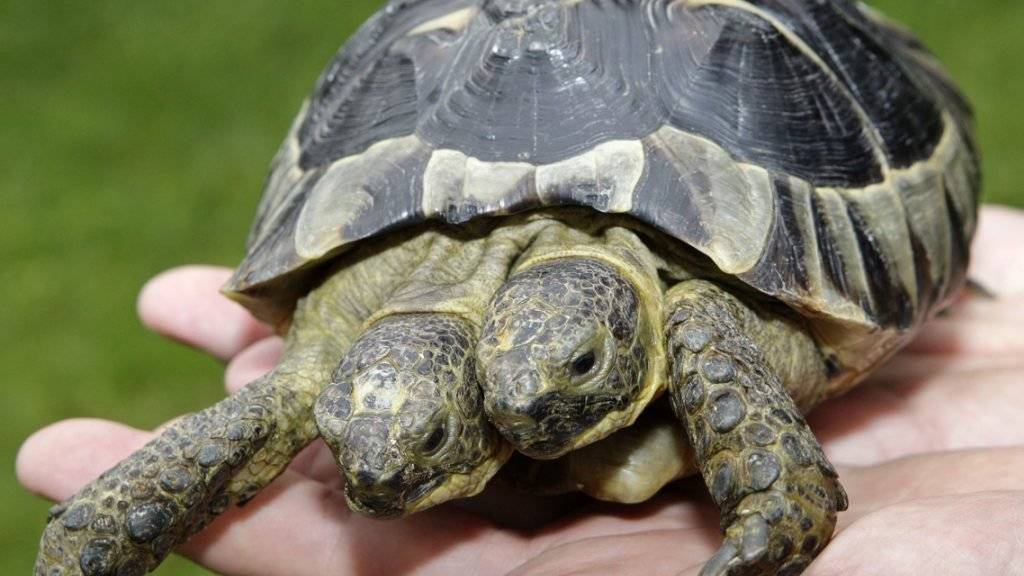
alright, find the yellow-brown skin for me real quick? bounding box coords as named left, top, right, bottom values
left=36, top=212, right=845, bottom=576
left=32, top=226, right=516, bottom=575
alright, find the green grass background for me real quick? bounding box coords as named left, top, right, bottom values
left=3, top=1, right=1022, bottom=573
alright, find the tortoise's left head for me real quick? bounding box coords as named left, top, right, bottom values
left=477, top=258, right=652, bottom=459
left=315, top=315, right=509, bottom=517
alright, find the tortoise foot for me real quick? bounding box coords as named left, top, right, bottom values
left=699, top=487, right=844, bottom=576
left=34, top=372, right=316, bottom=576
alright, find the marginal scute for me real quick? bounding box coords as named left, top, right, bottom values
left=807, top=186, right=874, bottom=321
left=938, top=125, right=980, bottom=234
left=422, top=149, right=534, bottom=222
left=246, top=101, right=308, bottom=251
left=647, top=125, right=774, bottom=275
left=840, top=186, right=916, bottom=328
left=535, top=140, right=643, bottom=213
left=295, top=135, right=424, bottom=260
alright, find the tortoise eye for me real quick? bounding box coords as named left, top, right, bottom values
left=570, top=350, right=597, bottom=377
left=423, top=424, right=446, bottom=454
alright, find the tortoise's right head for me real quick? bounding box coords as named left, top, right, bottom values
left=477, top=258, right=651, bottom=459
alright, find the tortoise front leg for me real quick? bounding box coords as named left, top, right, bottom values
left=33, top=350, right=328, bottom=576
left=665, top=281, right=847, bottom=576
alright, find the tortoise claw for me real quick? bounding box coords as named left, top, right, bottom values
left=699, top=514, right=769, bottom=576
left=700, top=539, right=740, bottom=576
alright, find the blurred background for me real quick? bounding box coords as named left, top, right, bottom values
left=3, top=1, right=1021, bottom=573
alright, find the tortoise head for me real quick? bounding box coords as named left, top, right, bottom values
left=315, top=315, right=509, bottom=517
left=477, top=258, right=652, bottom=459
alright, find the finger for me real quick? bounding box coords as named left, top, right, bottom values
left=807, top=492, right=1024, bottom=576
left=901, top=294, right=1024, bottom=357
left=138, top=266, right=274, bottom=361
left=812, top=366, right=1024, bottom=465
left=969, top=205, right=1024, bottom=297
left=511, top=529, right=711, bottom=576
left=184, top=472, right=528, bottom=576
left=17, top=418, right=527, bottom=576
left=224, top=336, right=285, bottom=394
left=837, top=447, right=1024, bottom=526
left=17, top=419, right=149, bottom=500
left=510, top=481, right=724, bottom=576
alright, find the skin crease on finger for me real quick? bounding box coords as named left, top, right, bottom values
left=16, top=207, right=1024, bottom=576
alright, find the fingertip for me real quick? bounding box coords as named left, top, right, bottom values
left=137, top=266, right=273, bottom=360
left=137, top=266, right=232, bottom=313
left=16, top=419, right=152, bottom=501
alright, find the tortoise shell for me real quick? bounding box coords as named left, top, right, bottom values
left=225, top=0, right=980, bottom=388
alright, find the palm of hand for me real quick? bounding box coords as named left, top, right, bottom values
left=19, top=206, right=1024, bottom=576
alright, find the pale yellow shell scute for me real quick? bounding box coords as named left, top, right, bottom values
left=647, top=125, right=775, bottom=275
left=406, top=6, right=478, bottom=37
left=422, top=149, right=535, bottom=216
left=535, top=140, right=644, bottom=214
left=295, top=135, right=426, bottom=261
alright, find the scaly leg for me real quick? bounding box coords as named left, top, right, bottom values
left=34, top=345, right=331, bottom=576
left=32, top=227, right=439, bottom=575
left=665, top=281, right=847, bottom=576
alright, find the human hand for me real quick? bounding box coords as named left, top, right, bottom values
left=18, top=205, right=1024, bottom=575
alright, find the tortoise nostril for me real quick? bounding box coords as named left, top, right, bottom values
left=354, top=469, right=376, bottom=487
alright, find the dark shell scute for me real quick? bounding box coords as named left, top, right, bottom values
left=651, top=3, right=884, bottom=187
left=295, top=0, right=475, bottom=169
left=845, top=203, right=915, bottom=329
left=745, top=176, right=812, bottom=295
left=748, top=0, right=945, bottom=168
left=414, top=0, right=662, bottom=164
left=299, top=51, right=420, bottom=170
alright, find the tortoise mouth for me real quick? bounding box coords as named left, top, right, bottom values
left=488, top=392, right=629, bottom=459
left=345, top=472, right=445, bottom=519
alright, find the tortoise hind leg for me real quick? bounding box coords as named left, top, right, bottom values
left=665, top=281, right=847, bottom=576
left=34, top=345, right=331, bottom=576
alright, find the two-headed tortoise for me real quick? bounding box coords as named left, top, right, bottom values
left=35, top=0, right=979, bottom=575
